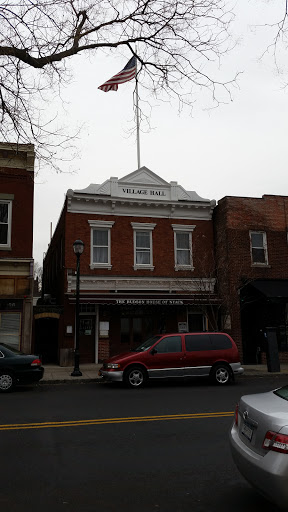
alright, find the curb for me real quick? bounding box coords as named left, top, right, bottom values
left=39, top=377, right=102, bottom=385
left=38, top=372, right=288, bottom=385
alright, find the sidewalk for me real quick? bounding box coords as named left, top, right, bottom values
left=41, top=364, right=102, bottom=384
left=40, top=363, right=288, bottom=384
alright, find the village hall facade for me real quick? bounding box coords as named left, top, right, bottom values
left=39, top=167, right=220, bottom=365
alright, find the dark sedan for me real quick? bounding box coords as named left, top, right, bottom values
left=0, top=343, right=44, bottom=392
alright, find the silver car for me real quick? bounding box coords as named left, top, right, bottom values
left=229, top=385, right=288, bottom=510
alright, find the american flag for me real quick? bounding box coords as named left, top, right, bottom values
left=98, top=56, right=137, bottom=92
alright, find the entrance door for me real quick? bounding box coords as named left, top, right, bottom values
left=188, top=313, right=205, bottom=332
left=79, top=316, right=95, bottom=363
left=34, top=317, right=58, bottom=364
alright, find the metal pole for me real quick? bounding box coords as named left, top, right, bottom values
left=135, top=70, right=141, bottom=170
left=71, top=252, right=82, bottom=376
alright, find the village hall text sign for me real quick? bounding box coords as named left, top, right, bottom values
left=122, top=188, right=166, bottom=197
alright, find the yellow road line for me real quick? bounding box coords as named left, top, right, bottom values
left=0, top=411, right=234, bottom=431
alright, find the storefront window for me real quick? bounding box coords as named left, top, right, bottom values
left=120, top=318, right=130, bottom=343
left=121, top=317, right=142, bottom=345
left=0, top=312, right=21, bottom=349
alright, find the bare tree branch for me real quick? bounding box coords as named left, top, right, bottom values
left=0, top=0, right=237, bottom=168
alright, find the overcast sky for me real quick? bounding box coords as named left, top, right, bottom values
left=33, top=0, right=288, bottom=264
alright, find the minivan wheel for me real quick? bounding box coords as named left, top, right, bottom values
left=211, top=364, right=232, bottom=385
left=124, top=366, right=147, bottom=388
left=0, top=372, right=16, bottom=392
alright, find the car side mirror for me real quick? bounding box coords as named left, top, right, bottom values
left=150, top=348, right=157, bottom=355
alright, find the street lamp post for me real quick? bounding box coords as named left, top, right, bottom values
left=71, top=239, right=84, bottom=377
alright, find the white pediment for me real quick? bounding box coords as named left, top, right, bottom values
left=71, top=166, right=213, bottom=210
left=119, top=167, right=169, bottom=187
left=177, top=186, right=193, bottom=201
left=97, top=180, right=111, bottom=195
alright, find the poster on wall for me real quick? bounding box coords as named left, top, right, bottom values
left=100, top=321, right=109, bottom=337
left=178, top=322, right=188, bottom=333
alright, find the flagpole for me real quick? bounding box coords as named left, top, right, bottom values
left=135, top=60, right=141, bottom=170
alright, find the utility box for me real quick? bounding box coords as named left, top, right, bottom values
left=266, top=327, right=281, bottom=373
left=60, top=348, right=74, bottom=367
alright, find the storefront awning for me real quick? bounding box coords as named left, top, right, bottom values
left=250, top=280, right=288, bottom=299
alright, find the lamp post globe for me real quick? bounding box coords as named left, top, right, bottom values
left=73, top=239, right=84, bottom=255
left=71, top=239, right=84, bottom=377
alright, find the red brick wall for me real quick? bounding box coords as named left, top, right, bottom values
left=214, top=195, right=288, bottom=361
left=98, top=338, right=110, bottom=361
left=64, top=212, right=215, bottom=279
left=215, top=195, right=288, bottom=283
left=0, top=166, right=34, bottom=257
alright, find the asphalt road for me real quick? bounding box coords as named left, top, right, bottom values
left=1, top=376, right=287, bottom=512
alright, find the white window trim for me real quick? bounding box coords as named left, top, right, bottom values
left=249, top=230, right=269, bottom=266
left=131, top=222, right=156, bottom=270
left=172, top=224, right=195, bottom=271
left=88, top=220, right=115, bottom=269
left=0, top=200, right=12, bottom=250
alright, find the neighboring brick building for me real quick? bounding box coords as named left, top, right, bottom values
left=213, top=195, right=288, bottom=364
left=0, top=142, right=35, bottom=353
left=41, top=167, right=218, bottom=365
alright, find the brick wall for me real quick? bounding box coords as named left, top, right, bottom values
left=214, top=195, right=288, bottom=284
left=0, top=166, right=34, bottom=258
left=64, top=212, right=215, bottom=278
left=98, top=338, right=110, bottom=362
left=214, top=195, right=288, bottom=362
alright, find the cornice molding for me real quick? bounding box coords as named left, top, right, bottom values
left=66, top=168, right=216, bottom=221
left=67, top=274, right=216, bottom=294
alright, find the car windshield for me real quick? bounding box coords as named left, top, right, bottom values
left=274, top=385, right=288, bottom=401
left=133, top=335, right=162, bottom=352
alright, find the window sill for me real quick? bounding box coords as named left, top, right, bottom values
left=133, top=265, right=155, bottom=271
left=0, top=246, right=11, bottom=251
left=251, top=263, right=271, bottom=268
left=90, top=264, right=112, bottom=270
left=175, top=266, right=194, bottom=271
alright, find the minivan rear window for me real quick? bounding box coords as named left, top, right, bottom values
left=185, top=334, right=212, bottom=351
left=210, top=334, right=232, bottom=350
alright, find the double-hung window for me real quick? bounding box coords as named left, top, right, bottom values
left=250, top=231, right=268, bottom=265
left=0, top=199, right=12, bottom=249
left=131, top=223, right=156, bottom=270
left=172, top=224, right=195, bottom=270
left=88, top=220, right=115, bottom=269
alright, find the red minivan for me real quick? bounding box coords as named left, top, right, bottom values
left=99, top=332, right=244, bottom=388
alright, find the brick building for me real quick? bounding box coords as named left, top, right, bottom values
left=213, top=195, right=288, bottom=364
left=0, top=142, right=35, bottom=352
left=41, top=167, right=219, bottom=365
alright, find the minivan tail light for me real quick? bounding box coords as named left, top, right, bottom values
left=31, top=359, right=41, bottom=367
left=263, top=431, right=288, bottom=454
